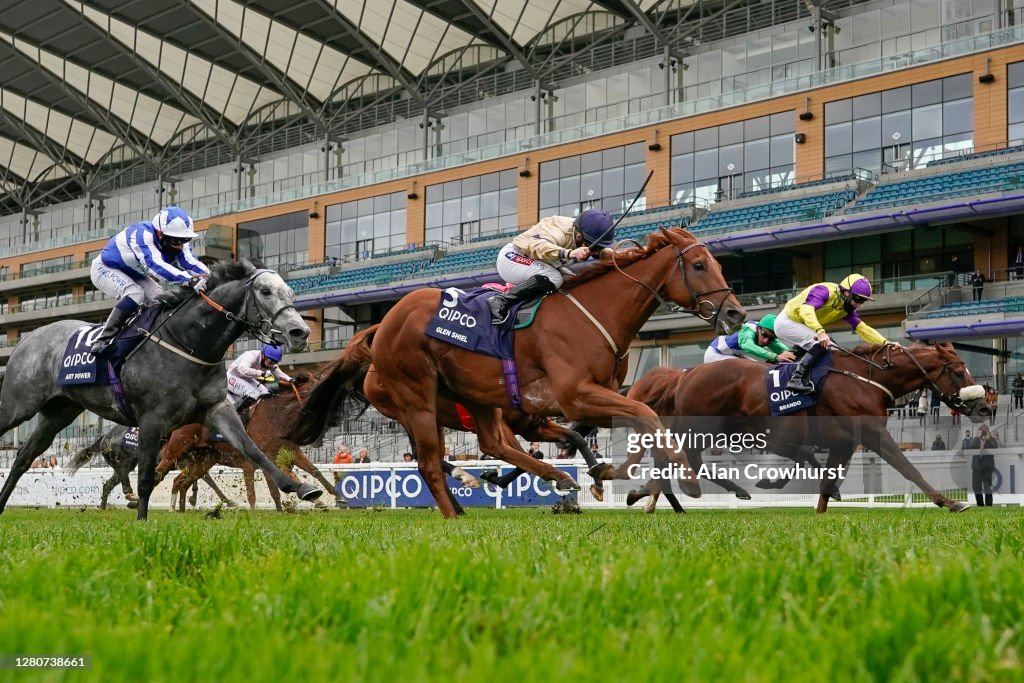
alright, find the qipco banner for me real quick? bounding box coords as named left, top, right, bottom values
left=334, top=466, right=580, bottom=508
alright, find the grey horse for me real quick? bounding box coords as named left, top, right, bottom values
left=0, top=260, right=321, bottom=519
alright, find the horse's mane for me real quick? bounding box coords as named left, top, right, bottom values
left=848, top=341, right=928, bottom=355
left=255, top=372, right=313, bottom=437
left=156, top=259, right=262, bottom=307
left=563, top=229, right=689, bottom=290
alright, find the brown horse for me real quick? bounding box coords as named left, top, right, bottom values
left=291, top=324, right=611, bottom=498
left=625, top=343, right=990, bottom=512
left=155, top=373, right=342, bottom=510
left=351, top=228, right=746, bottom=517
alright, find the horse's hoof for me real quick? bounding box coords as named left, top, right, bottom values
left=296, top=483, right=322, bottom=501
left=643, top=497, right=658, bottom=514
left=479, top=470, right=501, bottom=487
left=126, top=500, right=139, bottom=510
left=755, top=478, right=785, bottom=490
left=588, top=463, right=614, bottom=481
left=829, top=490, right=842, bottom=502
left=553, top=478, right=581, bottom=495
left=224, top=500, right=239, bottom=508
left=452, top=467, right=480, bottom=489
left=735, top=491, right=752, bottom=501
left=625, top=489, right=648, bottom=507
left=679, top=480, right=702, bottom=499
left=335, top=498, right=349, bottom=508
left=589, top=484, right=604, bottom=502
left=949, top=501, right=971, bottom=513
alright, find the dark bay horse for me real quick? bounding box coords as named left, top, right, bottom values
left=625, top=343, right=989, bottom=512
left=0, top=260, right=321, bottom=519
left=291, top=324, right=610, bottom=497
left=346, top=228, right=745, bottom=517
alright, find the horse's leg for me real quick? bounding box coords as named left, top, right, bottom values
left=465, top=406, right=580, bottom=495
left=241, top=463, right=258, bottom=512
left=561, top=383, right=699, bottom=497
left=862, top=419, right=966, bottom=511
left=203, top=400, right=320, bottom=502
left=560, top=422, right=610, bottom=482
left=290, top=449, right=340, bottom=502
left=171, top=472, right=191, bottom=512
left=815, top=444, right=854, bottom=514
left=0, top=402, right=82, bottom=514
left=101, top=473, right=118, bottom=510
left=658, top=479, right=685, bottom=513
left=690, top=449, right=751, bottom=500
left=201, top=474, right=237, bottom=507
left=264, top=470, right=284, bottom=512
left=189, top=481, right=199, bottom=508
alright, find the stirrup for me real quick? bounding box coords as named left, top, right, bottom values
left=787, top=379, right=815, bottom=394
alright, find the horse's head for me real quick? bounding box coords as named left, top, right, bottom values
left=910, top=342, right=990, bottom=422
left=661, top=228, right=746, bottom=334
left=199, top=261, right=310, bottom=352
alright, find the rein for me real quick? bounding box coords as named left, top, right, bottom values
left=828, top=343, right=972, bottom=411
left=138, top=269, right=293, bottom=366
left=609, top=237, right=734, bottom=331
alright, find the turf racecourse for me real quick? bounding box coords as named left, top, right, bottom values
left=1, top=508, right=1022, bottom=683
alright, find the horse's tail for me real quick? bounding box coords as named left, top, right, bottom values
left=287, top=324, right=376, bottom=445
left=68, top=433, right=106, bottom=475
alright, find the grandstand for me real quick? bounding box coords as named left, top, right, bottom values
left=1, top=0, right=1023, bottom=453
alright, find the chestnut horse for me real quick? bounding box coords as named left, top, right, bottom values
left=155, top=373, right=342, bottom=510
left=625, top=343, right=990, bottom=512
left=357, top=228, right=745, bottom=517
left=291, top=324, right=611, bottom=498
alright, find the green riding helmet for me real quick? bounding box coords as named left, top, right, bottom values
left=758, top=313, right=778, bottom=333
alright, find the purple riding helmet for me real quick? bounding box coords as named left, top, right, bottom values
left=839, top=273, right=874, bottom=302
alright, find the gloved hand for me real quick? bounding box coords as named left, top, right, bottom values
left=187, top=276, right=208, bottom=294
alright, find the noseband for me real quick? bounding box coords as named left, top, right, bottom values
left=611, top=240, right=733, bottom=330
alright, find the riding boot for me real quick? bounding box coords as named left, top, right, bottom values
left=786, top=343, right=828, bottom=394
left=487, top=274, right=558, bottom=325
left=235, top=395, right=257, bottom=423
left=90, top=298, right=139, bottom=355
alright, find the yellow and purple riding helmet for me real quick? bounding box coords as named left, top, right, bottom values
left=839, top=273, right=874, bottom=302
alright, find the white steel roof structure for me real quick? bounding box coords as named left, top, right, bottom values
left=0, top=0, right=831, bottom=215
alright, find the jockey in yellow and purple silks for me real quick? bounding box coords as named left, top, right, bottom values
left=704, top=314, right=797, bottom=364
left=775, top=274, right=900, bottom=393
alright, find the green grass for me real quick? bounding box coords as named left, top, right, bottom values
left=1, top=507, right=1023, bottom=682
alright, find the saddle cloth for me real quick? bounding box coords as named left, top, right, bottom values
left=766, top=357, right=833, bottom=417
left=56, top=305, right=163, bottom=386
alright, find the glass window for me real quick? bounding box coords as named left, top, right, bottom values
left=1010, top=61, right=1024, bottom=89
left=825, top=99, right=852, bottom=123
left=942, top=99, right=972, bottom=135
left=852, top=93, right=881, bottom=119
left=912, top=104, right=943, bottom=140
left=423, top=171, right=518, bottom=245
left=852, top=117, right=881, bottom=153
left=326, top=191, right=407, bottom=260
left=825, top=122, right=853, bottom=156
left=912, top=79, right=943, bottom=107
left=943, top=74, right=972, bottom=101
left=882, top=86, right=912, bottom=113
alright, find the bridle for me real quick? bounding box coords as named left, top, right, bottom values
left=135, top=269, right=296, bottom=366
left=833, top=343, right=979, bottom=414
left=199, top=269, right=297, bottom=345
left=610, top=238, right=734, bottom=331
